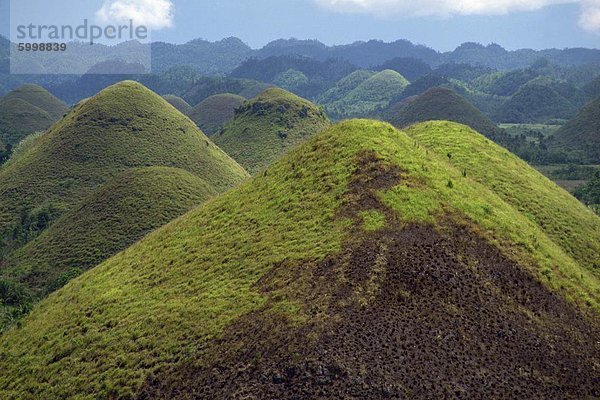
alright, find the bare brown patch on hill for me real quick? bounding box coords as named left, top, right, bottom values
left=137, top=153, right=600, bottom=399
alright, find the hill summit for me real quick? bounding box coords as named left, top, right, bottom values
left=188, top=93, right=246, bottom=135
left=0, top=120, right=598, bottom=399
left=213, top=87, right=329, bottom=174
left=387, top=87, right=503, bottom=139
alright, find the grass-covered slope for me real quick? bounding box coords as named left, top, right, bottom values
left=187, top=93, right=245, bottom=136
left=317, top=69, right=375, bottom=104
left=0, top=120, right=598, bottom=399
left=388, top=87, right=502, bottom=139
left=0, top=81, right=248, bottom=232
left=213, top=88, right=329, bottom=174
left=494, top=78, right=579, bottom=123
left=162, top=95, right=192, bottom=115
left=551, top=98, right=600, bottom=163
left=325, top=70, right=409, bottom=119
left=3, top=166, right=218, bottom=301
left=1, top=84, right=68, bottom=121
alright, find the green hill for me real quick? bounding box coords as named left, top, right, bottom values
left=187, top=93, right=246, bottom=136
left=388, top=87, right=503, bottom=139
left=0, top=166, right=217, bottom=321
left=0, top=81, right=248, bottom=241
left=551, top=98, right=600, bottom=163
left=494, top=78, right=579, bottom=123
left=317, top=69, right=375, bottom=104
left=162, top=95, right=192, bottom=115
left=213, top=88, right=329, bottom=174
left=0, top=120, right=598, bottom=399
left=1, top=84, right=68, bottom=121
left=325, top=70, right=409, bottom=119
left=0, top=98, right=55, bottom=146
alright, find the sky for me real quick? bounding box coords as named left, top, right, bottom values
left=1, top=0, right=599, bottom=51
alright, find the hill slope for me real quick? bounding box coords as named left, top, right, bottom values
left=187, top=93, right=245, bottom=135
left=388, top=87, right=503, bottom=139
left=0, top=81, right=248, bottom=236
left=551, top=98, right=600, bottom=163
left=162, top=95, right=192, bottom=114
left=326, top=70, right=409, bottom=118
left=213, top=88, right=329, bottom=174
left=0, top=120, right=598, bottom=399
left=2, top=166, right=218, bottom=304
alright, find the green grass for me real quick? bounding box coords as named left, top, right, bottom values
left=499, top=123, right=561, bottom=140
left=187, top=93, right=246, bottom=136
left=213, top=87, right=330, bottom=174
left=2, top=166, right=218, bottom=304
left=389, top=87, right=502, bottom=139
left=0, top=85, right=69, bottom=147
left=1, top=84, right=68, bottom=121
left=0, top=120, right=598, bottom=399
left=162, top=95, right=192, bottom=115
left=325, top=70, right=409, bottom=119
left=317, top=70, right=375, bottom=104
left=0, top=81, right=249, bottom=233
left=551, top=98, right=600, bottom=163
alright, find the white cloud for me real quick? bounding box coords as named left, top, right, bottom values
left=579, top=0, right=600, bottom=31
left=315, top=0, right=600, bottom=32
left=96, top=0, right=174, bottom=30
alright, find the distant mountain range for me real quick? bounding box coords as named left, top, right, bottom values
left=2, top=35, right=600, bottom=79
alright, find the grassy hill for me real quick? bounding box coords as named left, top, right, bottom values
left=551, top=97, right=600, bottom=163
left=325, top=70, right=409, bottom=119
left=317, top=69, right=375, bottom=104
left=1, top=84, right=68, bottom=120
left=0, top=81, right=248, bottom=240
left=213, top=88, right=329, bottom=174
left=0, top=166, right=218, bottom=327
left=387, top=87, right=503, bottom=139
left=494, top=78, right=579, bottom=123
left=0, top=120, right=598, bottom=399
left=162, top=95, right=192, bottom=115
left=0, top=98, right=55, bottom=146
left=187, top=93, right=245, bottom=136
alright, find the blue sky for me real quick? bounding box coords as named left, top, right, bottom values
left=1, top=0, right=599, bottom=51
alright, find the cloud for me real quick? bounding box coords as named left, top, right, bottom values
left=579, top=0, right=600, bottom=31
left=96, top=0, right=174, bottom=29
left=315, top=0, right=600, bottom=32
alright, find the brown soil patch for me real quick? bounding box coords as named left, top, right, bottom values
left=137, top=152, right=600, bottom=399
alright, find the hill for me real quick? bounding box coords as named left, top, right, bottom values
left=317, top=70, right=375, bottom=104
left=0, top=84, right=69, bottom=146
left=213, top=88, right=329, bottom=174
left=182, top=76, right=272, bottom=107
left=325, top=70, right=409, bottom=119
left=162, top=95, right=192, bottom=114
left=0, top=120, right=598, bottom=399
left=1, top=84, right=68, bottom=120
left=0, top=166, right=218, bottom=325
left=387, top=87, right=503, bottom=139
left=494, top=78, right=580, bottom=123
left=187, top=93, right=245, bottom=136
left=0, top=81, right=248, bottom=239
left=551, top=98, right=600, bottom=163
